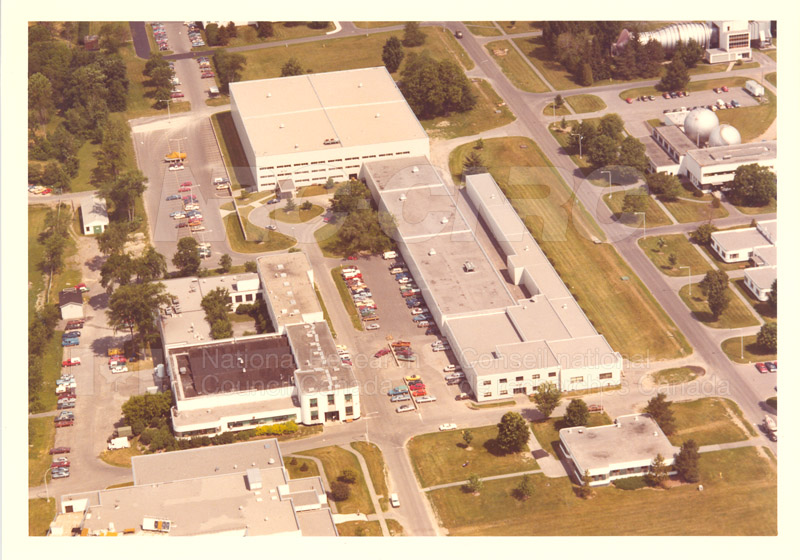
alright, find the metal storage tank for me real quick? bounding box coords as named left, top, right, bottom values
left=708, top=124, right=742, bottom=147
left=683, top=108, right=719, bottom=146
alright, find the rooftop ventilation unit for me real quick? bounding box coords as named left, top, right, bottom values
left=279, top=123, right=284, bottom=129
left=412, top=166, right=419, bottom=173
left=463, top=261, right=475, bottom=273
left=358, top=83, right=363, bottom=88
left=375, top=113, right=380, bottom=118
left=441, top=217, right=449, bottom=224
left=428, top=248, right=437, bottom=256
left=267, top=92, right=271, bottom=98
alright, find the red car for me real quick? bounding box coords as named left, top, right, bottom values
left=176, top=222, right=189, bottom=228
left=62, top=357, right=81, bottom=367
left=411, top=389, right=427, bottom=397
left=374, top=348, right=390, bottom=358
left=42, top=188, right=52, bottom=194
left=755, top=362, right=768, bottom=374
left=626, top=98, right=633, bottom=104
left=347, top=255, right=358, bottom=260
left=51, top=460, right=70, bottom=468
left=178, top=186, right=192, bottom=192
left=408, top=383, right=426, bottom=391
left=721, top=86, right=729, bottom=92
left=49, top=447, right=71, bottom=454
left=180, top=181, right=192, bottom=187
left=55, top=420, right=74, bottom=428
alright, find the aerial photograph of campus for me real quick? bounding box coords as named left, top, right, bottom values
left=18, top=16, right=781, bottom=543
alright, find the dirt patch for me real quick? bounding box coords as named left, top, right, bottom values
left=436, top=120, right=451, bottom=128
left=719, top=400, right=751, bottom=440
left=123, top=232, right=148, bottom=258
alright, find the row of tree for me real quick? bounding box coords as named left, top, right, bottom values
left=201, top=287, right=234, bottom=339
left=213, top=50, right=246, bottom=94
left=567, top=113, right=649, bottom=173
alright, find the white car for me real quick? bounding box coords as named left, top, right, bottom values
left=390, top=493, right=400, bottom=508
left=267, top=225, right=277, bottom=230
left=111, top=365, right=128, bottom=374
left=365, top=324, right=380, bottom=330
left=443, top=365, right=457, bottom=372
left=439, top=423, right=457, bottom=431
left=396, top=405, right=415, bottom=413
left=416, top=395, right=437, bottom=403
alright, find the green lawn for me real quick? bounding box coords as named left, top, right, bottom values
left=542, top=102, right=571, bottom=117
left=678, top=284, right=759, bottom=329
left=427, top=446, right=775, bottom=535
left=314, top=283, right=336, bottom=339
left=33, top=328, right=71, bottom=414
left=269, top=204, right=324, bottom=223
left=336, top=520, right=383, bottom=536
left=29, top=498, right=56, bottom=536
left=731, top=197, right=777, bottom=216
left=352, top=22, right=400, bottom=29
left=637, top=234, right=714, bottom=277
left=301, top=446, right=375, bottom=515
left=548, top=118, right=609, bottom=185
left=215, top=22, right=335, bottom=49
left=240, top=27, right=473, bottom=82
left=120, top=44, right=190, bottom=121
left=721, top=334, right=776, bottom=364
left=732, top=278, right=776, bottom=323
left=352, top=441, right=390, bottom=511
left=602, top=188, right=672, bottom=228
left=467, top=25, right=502, bottom=37
left=530, top=412, right=613, bottom=457
left=330, top=266, right=363, bottom=331
left=211, top=111, right=250, bottom=190
left=566, top=94, right=606, bottom=114
left=29, top=418, right=56, bottom=486
left=660, top=198, right=728, bottom=223
left=223, top=212, right=296, bottom=254
left=449, top=137, right=691, bottom=360
left=717, top=87, right=776, bottom=143
left=650, top=366, right=703, bottom=385
left=28, top=205, right=81, bottom=313
left=496, top=21, right=541, bottom=34
left=421, top=78, right=515, bottom=140
left=385, top=518, right=405, bottom=536
left=99, top=440, right=143, bottom=468
left=668, top=398, right=750, bottom=447
left=408, top=425, right=537, bottom=489
left=485, top=40, right=549, bottom=93
left=285, top=456, right=321, bottom=479
left=697, top=243, right=748, bottom=272
left=297, top=184, right=340, bottom=197
left=765, top=72, right=776, bottom=86
left=315, top=223, right=344, bottom=258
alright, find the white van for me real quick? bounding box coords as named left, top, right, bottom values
left=383, top=251, right=397, bottom=260
left=390, top=493, right=400, bottom=507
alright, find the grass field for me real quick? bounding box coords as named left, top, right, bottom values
left=330, top=266, right=364, bottom=331
left=211, top=111, right=250, bottom=190
left=223, top=212, right=296, bottom=254
left=217, top=22, right=334, bottom=49
left=240, top=27, right=473, bottom=82
left=721, top=334, right=776, bottom=364
left=668, top=398, right=750, bottom=447
left=351, top=441, right=390, bottom=511
left=566, top=94, right=607, bottom=114
left=602, top=188, right=672, bottom=228
left=352, top=22, right=401, bottom=29
left=427, top=446, right=775, bottom=535
left=336, top=520, right=383, bottom=536
left=29, top=498, right=56, bottom=536
left=637, top=234, right=714, bottom=277
left=619, top=76, right=751, bottom=101
left=542, top=101, right=571, bottom=117
left=496, top=21, right=541, bottom=33
left=467, top=25, right=502, bottom=37
left=660, top=198, right=729, bottom=223
left=385, top=518, right=405, bottom=536
left=99, top=440, right=143, bottom=468
left=485, top=40, right=549, bottom=93
left=302, top=446, right=375, bottom=515
left=650, top=366, right=702, bottom=385
left=28, top=205, right=82, bottom=313
left=717, top=87, right=776, bottom=143
left=120, top=44, right=190, bottom=121
left=467, top=400, right=516, bottom=410
left=421, top=78, right=515, bottom=139
left=29, top=418, right=56, bottom=486
left=449, top=137, right=690, bottom=360
left=270, top=204, right=324, bottom=223
left=732, top=278, right=776, bottom=323
left=731, top=197, right=777, bottom=216
left=285, top=456, right=321, bottom=479
left=530, top=412, right=613, bottom=457
left=297, top=183, right=340, bottom=197
left=315, top=223, right=344, bottom=258
left=765, top=72, right=776, bottom=86
left=697, top=243, right=748, bottom=272
left=679, top=284, right=759, bottom=329
left=548, top=118, right=610, bottom=184
left=314, top=283, right=336, bottom=339
left=407, top=425, right=537, bottom=489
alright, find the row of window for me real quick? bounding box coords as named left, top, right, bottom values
left=309, top=393, right=354, bottom=407
left=481, top=372, right=614, bottom=386
left=230, top=292, right=261, bottom=304
left=227, top=413, right=296, bottom=429
left=309, top=406, right=354, bottom=421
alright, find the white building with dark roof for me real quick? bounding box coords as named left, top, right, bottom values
left=58, top=289, right=84, bottom=320
left=229, top=67, right=430, bottom=192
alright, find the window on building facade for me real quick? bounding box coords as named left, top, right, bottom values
left=483, top=392, right=492, bottom=398
left=499, top=378, right=507, bottom=384
left=499, top=390, right=508, bottom=395
left=516, top=376, right=523, bottom=382
left=482, top=380, right=491, bottom=386
left=245, top=294, right=253, bottom=301
left=327, top=394, right=335, bottom=405
left=549, top=372, right=557, bottom=378
left=234, top=295, right=243, bottom=303
left=311, top=411, right=319, bottom=421
left=310, top=398, right=318, bottom=407
left=532, top=374, right=540, bottom=380
left=345, top=406, right=353, bottom=416
left=571, top=376, right=584, bottom=384
left=345, top=393, right=353, bottom=402
left=599, top=372, right=612, bottom=379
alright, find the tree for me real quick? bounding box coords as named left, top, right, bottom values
left=330, top=180, right=371, bottom=217
left=173, top=237, right=201, bottom=276
left=513, top=475, right=534, bottom=501
left=586, top=135, right=618, bottom=168
left=532, top=381, right=562, bottom=419
left=554, top=94, right=564, bottom=108
left=121, top=392, right=173, bottom=435
left=330, top=480, right=351, bottom=501
left=97, top=22, right=130, bottom=53
left=42, top=161, right=71, bottom=191
left=226, top=21, right=238, bottom=38
left=402, top=22, right=426, bottom=47
left=496, top=411, right=530, bottom=453
left=256, top=21, right=274, bottom=38
left=102, top=170, right=147, bottom=221
left=96, top=221, right=131, bottom=256
left=578, top=62, right=593, bottom=86
left=299, top=200, right=313, bottom=211
left=94, top=118, right=129, bottom=184
left=637, top=39, right=664, bottom=78
left=465, top=474, right=483, bottom=494
left=699, top=269, right=729, bottom=299
left=381, top=36, right=405, bottom=73
left=107, top=282, right=171, bottom=344
left=462, top=429, right=473, bottom=448
left=616, top=136, right=648, bottom=173
left=284, top=198, right=297, bottom=212
left=599, top=113, right=625, bottom=142
left=674, top=439, right=700, bottom=482
left=399, top=53, right=476, bottom=119
left=28, top=73, right=54, bottom=129
left=324, top=177, right=335, bottom=190
left=707, top=288, right=730, bottom=320
left=475, top=138, right=485, bottom=150
left=644, top=392, right=675, bottom=435
left=661, top=180, right=682, bottom=202
left=564, top=399, right=589, bottom=427
left=338, top=469, right=357, bottom=484
left=463, top=150, right=486, bottom=176
left=575, top=469, right=594, bottom=498
left=100, top=253, right=137, bottom=292
left=136, top=246, right=167, bottom=282
left=646, top=172, right=680, bottom=196
left=644, top=453, right=669, bottom=488
left=674, top=38, right=704, bottom=68
left=281, top=57, right=304, bottom=77
left=658, top=57, right=689, bottom=91
left=690, top=223, right=718, bottom=245
left=668, top=253, right=678, bottom=268
left=730, top=164, right=777, bottom=207
left=244, top=260, right=258, bottom=273
left=212, top=50, right=246, bottom=94
left=622, top=192, right=648, bottom=214
left=767, top=279, right=777, bottom=314
left=205, top=23, right=222, bottom=46
left=756, top=322, right=777, bottom=353
left=218, top=254, right=232, bottom=273
left=569, top=120, right=598, bottom=154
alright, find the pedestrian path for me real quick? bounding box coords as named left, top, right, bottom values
left=421, top=468, right=543, bottom=492
left=526, top=428, right=568, bottom=478
left=346, top=444, right=389, bottom=536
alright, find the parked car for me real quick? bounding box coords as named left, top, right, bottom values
left=625, top=98, right=633, bottom=104
left=396, top=405, right=415, bottom=413
left=455, top=393, right=470, bottom=401
left=374, top=348, right=390, bottom=358
left=390, top=493, right=400, bottom=507
left=111, top=365, right=129, bottom=374
left=62, top=338, right=79, bottom=347
left=65, top=320, right=84, bottom=329
left=439, top=423, right=457, bottom=431
left=62, top=331, right=81, bottom=339
left=390, top=394, right=411, bottom=403
left=411, top=389, right=427, bottom=397
left=416, top=395, right=437, bottom=403
left=51, top=470, right=70, bottom=479
left=54, top=420, right=74, bottom=428
left=267, top=198, right=279, bottom=205
left=365, top=324, right=380, bottom=330
left=663, top=92, right=671, bottom=99
left=49, top=447, right=71, bottom=454
left=721, top=85, right=729, bottom=92
left=387, top=386, right=409, bottom=396
left=765, top=361, right=777, bottom=373
left=62, top=357, right=81, bottom=367
left=755, top=362, right=768, bottom=374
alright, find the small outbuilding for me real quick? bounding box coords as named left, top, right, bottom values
left=59, top=289, right=84, bottom=320
left=209, top=86, right=220, bottom=98
left=79, top=195, right=109, bottom=235
left=745, top=80, right=765, bottom=97
left=276, top=179, right=296, bottom=200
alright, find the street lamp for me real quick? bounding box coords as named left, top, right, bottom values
left=635, top=211, right=646, bottom=237
left=740, top=328, right=745, bottom=360
left=679, top=266, right=691, bottom=296
left=602, top=170, right=612, bottom=188
left=570, top=133, right=584, bottom=159
left=158, top=99, right=172, bottom=123
left=43, top=467, right=52, bottom=501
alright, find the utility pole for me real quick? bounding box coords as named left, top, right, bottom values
left=158, top=99, right=172, bottom=123
left=570, top=133, right=584, bottom=159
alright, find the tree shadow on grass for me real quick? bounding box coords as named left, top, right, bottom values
left=482, top=438, right=511, bottom=457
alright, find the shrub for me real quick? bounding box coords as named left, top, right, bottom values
left=330, top=480, right=351, bottom=501
left=338, top=469, right=357, bottom=484
left=613, top=476, right=647, bottom=490
left=299, top=462, right=309, bottom=472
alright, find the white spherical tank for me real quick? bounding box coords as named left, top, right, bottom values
left=683, top=108, right=720, bottom=146
left=708, top=124, right=742, bottom=147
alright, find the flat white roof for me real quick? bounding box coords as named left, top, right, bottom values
left=80, top=195, right=109, bottom=225
left=687, top=140, right=776, bottom=168
left=745, top=265, right=777, bottom=291
left=711, top=226, right=773, bottom=254
left=230, top=67, right=428, bottom=158
left=257, top=252, right=322, bottom=328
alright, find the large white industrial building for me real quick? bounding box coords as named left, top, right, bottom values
left=158, top=253, right=360, bottom=437
left=230, top=67, right=430, bottom=193
left=360, top=157, right=623, bottom=402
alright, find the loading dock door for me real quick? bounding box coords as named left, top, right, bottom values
left=325, top=411, right=340, bottom=422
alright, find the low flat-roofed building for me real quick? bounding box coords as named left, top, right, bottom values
left=230, top=67, right=429, bottom=191
left=642, top=135, right=680, bottom=175
left=710, top=219, right=776, bottom=263
left=744, top=265, right=777, bottom=301
left=79, top=195, right=109, bottom=235
left=752, top=245, right=776, bottom=267
left=559, top=414, right=678, bottom=486
left=53, top=439, right=337, bottom=537
left=257, top=252, right=323, bottom=333
left=653, top=125, right=699, bottom=161
left=684, top=140, right=776, bottom=189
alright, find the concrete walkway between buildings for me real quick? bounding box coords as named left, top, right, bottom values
left=421, top=468, right=543, bottom=492
left=346, top=444, right=389, bottom=536
left=698, top=439, right=761, bottom=454
left=526, top=429, right=568, bottom=478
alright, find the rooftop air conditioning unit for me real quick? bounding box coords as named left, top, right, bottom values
left=279, top=123, right=284, bottom=129
left=358, top=83, right=363, bottom=88
left=412, top=166, right=419, bottom=173
left=429, top=248, right=436, bottom=256
left=441, top=217, right=448, bottom=224
left=267, top=92, right=271, bottom=98
left=399, top=194, right=407, bottom=201
left=375, top=113, right=380, bottom=118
